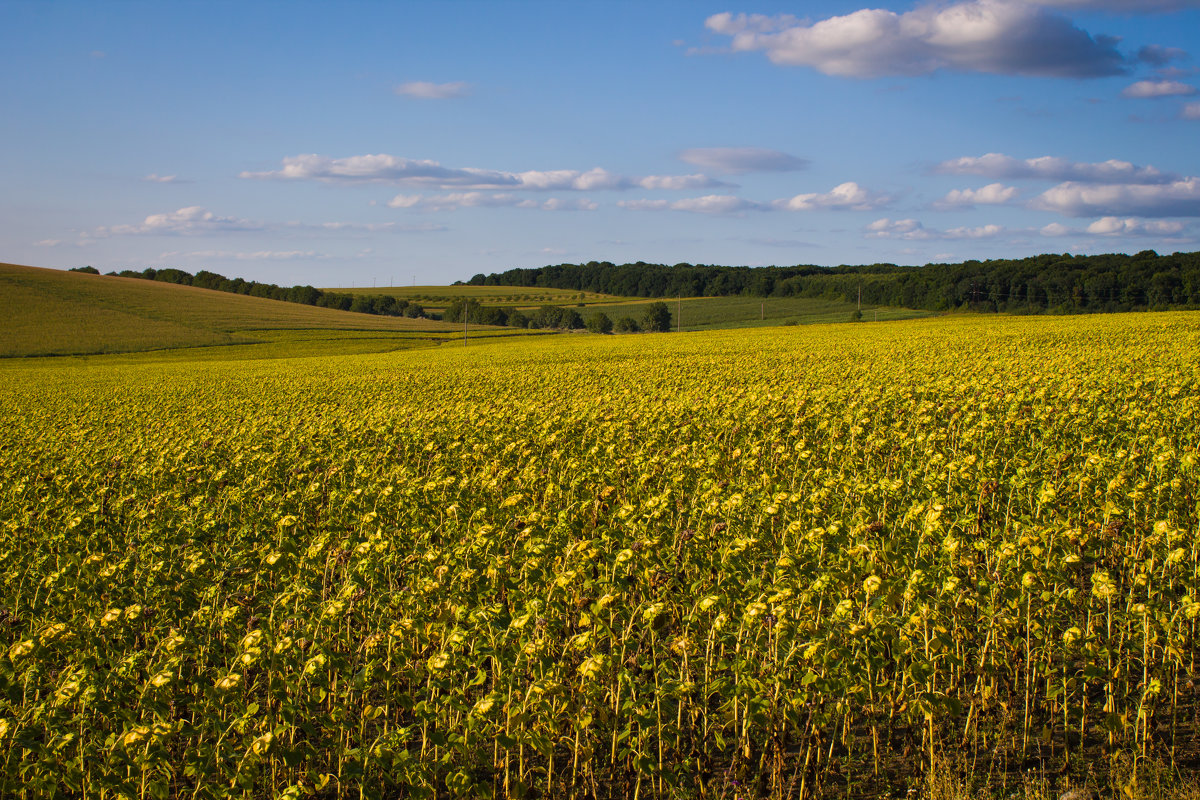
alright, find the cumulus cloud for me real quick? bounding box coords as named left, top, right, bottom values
left=388, top=193, right=598, bottom=211
left=775, top=182, right=891, bottom=211
left=1040, top=218, right=1189, bottom=237
left=934, top=183, right=1020, bottom=209
left=241, top=154, right=723, bottom=192
left=1121, top=80, right=1197, bottom=97
left=866, top=218, right=1005, bottom=239
left=1039, top=222, right=1074, bottom=236
left=143, top=173, right=187, bottom=183
left=704, top=1, right=1126, bottom=79
left=95, top=207, right=264, bottom=236
left=1183, top=102, right=1200, bottom=119
left=934, top=152, right=1173, bottom=183
left=678, top=147, right=809, bottom=173
left=394, top=81, right=471, bottom=99
left=1032, top=178, right=1200, bottom=216
left=617, top=195, right=768, bottom=214
left=1085, top=217, right=1186, bottom=235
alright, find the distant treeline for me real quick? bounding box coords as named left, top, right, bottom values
left=440, top=299, right=673, bottom=333
left=463, top=250, right=1200, bottom=313
left=71, top=266, right=427, bottom=319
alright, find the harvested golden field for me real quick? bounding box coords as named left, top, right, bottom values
left=1, top=313, right=1198, bottom=799
left=0, top=263, right=470, bottom=358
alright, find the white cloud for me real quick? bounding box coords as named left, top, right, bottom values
left=95, top=207, right=263, bottom=236
left=615, top=183, right=889, bottom=214
left=288, top=221, right=447, bottom=233
left=1040, top=222, right=1073, bottom=236
left=866, top=218, right=934, bottom=239
left=159, top=250, right=325, bottom=261
left=540, top=197, right=600, bottom=211
left=672, top=195, right=765, bottom=214
left=678, top=147, right=809, bottom=173
left=514, top=167, right=721, bottom=192
left=1039, top=218, right=1189, bottom=237
left=394, top=81, right=471, bottom=99
left=92, top=207, right=449, bottom=238
left=242, top=154, right=723, bottom=192
left=1032, top=178, right=1200, bottom=216
left=934, top=183, right=1019, bottom=209
left=934, top=152, right=1173, bottom=183
left=704, top=1, right=1126, bottom=79
left=1121, top=80, right=1197, bottom=98
left=944, top=224, right=1006, bottom=239
left=143, top=173, right=185, bottom=183
left=387, top=193, right=597, bottom=211
left=635, top=173, right=722, bottom=190
left=867, top=218, right=1004, bottom=239
left=617, top=199, right=671, bottom=211
left=617, top=195, right=767, bottom=214
left=34, top=239, right=61, bottom=247
left=776, top=182, right=891, bottom=211
left=386, top=195, right=423, bottom=208
left=240, top=154, right=517, bottom=186
left=1085, top=217, right=1186, bottom=235
left=1183, top=102, right=1200, bottom=119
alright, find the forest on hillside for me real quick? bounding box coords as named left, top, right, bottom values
left=464, top=250, right=1200, bottom=313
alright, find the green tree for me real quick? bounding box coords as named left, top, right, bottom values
left=443, top=299, right=483, bottom=323
left=614, top=316, right=640, bottom=333
left=642, top=301, right=672, bottom=332
left=585, top=312, right=613, bottom=334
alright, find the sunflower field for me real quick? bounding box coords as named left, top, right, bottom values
left=1, top=312, right=1198, bottom=799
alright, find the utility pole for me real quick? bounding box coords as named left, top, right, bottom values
left=761, top=300, right=764, bottom=321
left=677, top=295, right=681, bottom=333
left=857, top=283, right=862, bottom=311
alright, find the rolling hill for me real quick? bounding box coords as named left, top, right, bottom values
left=0, top=263, right=490, bottom=358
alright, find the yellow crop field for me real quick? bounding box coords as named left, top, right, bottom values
left=1, top=313, right=1198, bottom=799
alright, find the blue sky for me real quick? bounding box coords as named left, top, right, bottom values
left=3, top=0, right=1200, bottom=286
